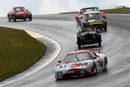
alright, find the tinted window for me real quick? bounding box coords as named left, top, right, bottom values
left=14, top=7, right=26, bottom=12
left=63, top=55, right=77, bottom=62
left=80, top=8, right=99, bottom=14
left=85, top=13, right=101, bottom=19
left=63, top=53, right=90, bottom=62
left=77, top=53, right=90, bottom=61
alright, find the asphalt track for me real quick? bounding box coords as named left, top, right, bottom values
left=0, top=14, right=130, bottom=87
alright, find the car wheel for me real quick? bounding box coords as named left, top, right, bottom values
left=104, top=23, right=107, bottom=32
left=78, top=44, right=81, bottom=50
left=84, top=24, right=88, bottom=28
left=93, top=62, right=97, bottom=74
left=29, top=17, right=32, bottom=21
left=24, top=18, right=26, bottom=21
left=77, top=38, right=81, bottom=49
left=13, top=16, right=16, bottom=22
left=104, top=57, right=108, bottom=65
left=55, top=78, right=59, bottom=81
left=8, top=18, right=11, bottom=22
left=98, top=42, right=101, bottom=47
left=81, top=23, right=85, bottom=29
left=104, top=57, right=108, bottom=72
left=55, top=76, right=61, bottom=81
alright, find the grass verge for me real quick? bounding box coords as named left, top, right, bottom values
left=0, top=26, right=46, bottom=81
left=60, top=8, right=130, bottom=14
left=101, top=8, right=130, bottom=14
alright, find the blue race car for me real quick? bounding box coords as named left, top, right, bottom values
left=55, top=49, right=108, bottom=80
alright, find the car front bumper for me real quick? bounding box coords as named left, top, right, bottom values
left=55, top=69, right=92, bottom=79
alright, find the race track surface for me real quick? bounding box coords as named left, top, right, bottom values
left=0, top=14, right=130, bottom=87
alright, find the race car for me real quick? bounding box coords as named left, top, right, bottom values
left=80, top=11, right=107, bottom=31
left=75, top=7, right=99, bottom=26
left=7, top=6, right=32, bottom=22
left=75, top=7, right=106, bottom=26
left=77, top=27, right=102, bottom=49
left=55, top=49, right=108, bottom=80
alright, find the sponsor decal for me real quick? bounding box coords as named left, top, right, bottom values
left=89, top=22, right=103, bottom=25
left=71, top=63, right=88, bottom=67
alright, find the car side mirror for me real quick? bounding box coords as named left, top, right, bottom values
left=58, top=61, right=62, bottom=63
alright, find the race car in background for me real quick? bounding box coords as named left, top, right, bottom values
left=101, top=12, right=106, bottom=19
left=77, top=27, right=102, bottom=49
left=7, top=6, right=32, bottom=22
left=80, top=11, right=107, bottom=31
left=75, top=7, right=99, bottom=23
left=75, top=7, right=107, bottom=26
left=55, top=49, right=108, bottom=80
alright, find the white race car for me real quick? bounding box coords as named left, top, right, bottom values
left=55, top=49, right=108, bottom=80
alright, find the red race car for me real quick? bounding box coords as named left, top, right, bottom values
left=7, top=6, right=32, bottom=22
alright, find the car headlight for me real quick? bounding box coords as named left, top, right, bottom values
left=80, top=69, right=86, bottom=74
left=15, top=13, right=19, bottom=16
left=57, top=72, right=62, bottom=77
left=67, top=70, right=75, bottom=74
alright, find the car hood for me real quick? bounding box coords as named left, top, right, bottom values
left=56, top=60, right=93, bottom=71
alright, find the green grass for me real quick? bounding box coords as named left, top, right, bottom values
left=60, top=8, right=130, bottom=14
left=0, top=27, right=46, bottom=81
left=101, top=8, right=130, bottom=14
left=60, top=12, right=78, bottom=14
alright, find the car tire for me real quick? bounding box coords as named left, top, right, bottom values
left=78, top=44, right=81, bottom=50
left=98, top=42, right=101, bottom=47
left=55, top=78, right=59, bottom=81
left=29, top=18, right=32, bottom=21
left=13, top=16, right=16, bottom=22
left=93, top=62, right=97, bottom=74
left=81, top=23, right=85, bottom=29
left=104, top=23, right=107, bottom=32
left=104, top=57, right=108, bottom=72
left=55, top=77, right=61, bottom=81
left=77, top=37, right=81, bottom=49
left=24, top=18, right=26, bottom=21
left=98, top=35, right=102, bottom=47
left=29, top=16, right=32, bottom=21
left=8, top=18, right=11, bottom=22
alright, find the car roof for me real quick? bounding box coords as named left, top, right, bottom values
left=67, top=50, right=90, bottom=56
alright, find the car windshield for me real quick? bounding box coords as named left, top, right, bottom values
left=77, top=53, right=90, bottom=60
left=63, top=55, right=77, bottom=62
left=14, top=7, right=26, bottom=12
left=81, top=8, right=99, bottom=14
left=85, top=8, right=99, bottom=12
left=84, top=13, right=101, bottom=19
left=63, top=53, right=90, bottom=63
